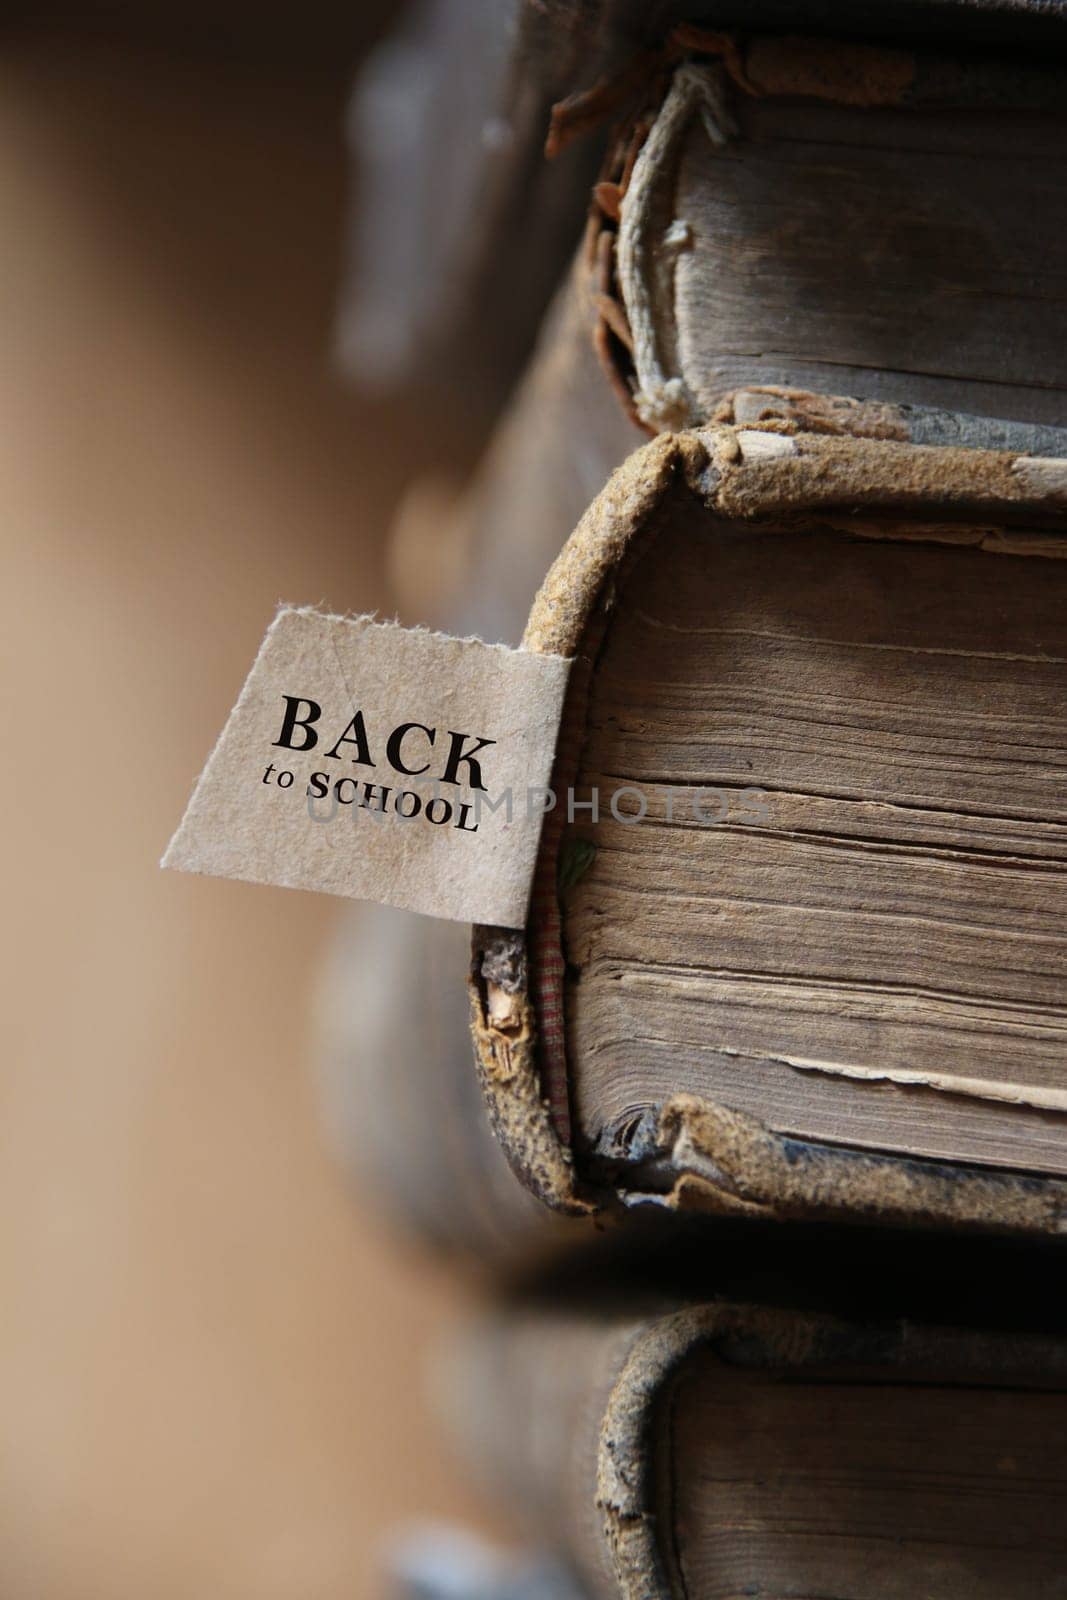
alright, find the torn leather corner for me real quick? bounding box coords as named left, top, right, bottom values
left=468, top=950, right=589, bottom=1217
left=715, top=386, right=911, bottom=441
left=641, top=1095, right=1067, bottom=1237
left=691, top=428, right=1067, bottom=528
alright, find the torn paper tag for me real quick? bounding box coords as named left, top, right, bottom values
left=163, top=607, right=571, bottom=927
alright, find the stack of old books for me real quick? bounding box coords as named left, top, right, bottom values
left=327, top=3, right=1067, bottom=1595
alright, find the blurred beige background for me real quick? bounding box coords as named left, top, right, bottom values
left=0, top=18, right=499, bottom=1599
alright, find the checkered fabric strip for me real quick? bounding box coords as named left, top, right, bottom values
left=528, top=651, right=598, bottom=1146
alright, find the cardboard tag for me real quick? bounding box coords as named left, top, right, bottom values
left=163, top=607, right=571, bottom=927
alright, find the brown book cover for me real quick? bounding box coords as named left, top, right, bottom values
left=577, top=30, right=1067, bottom=442
left=471, top=426, right=1067, bottom=1235
left=456, top=33, right=1067, bottom=1239
left=323, top=30, right=1067, bottom=1252
left=338, top=6, right=1067, bottom=430
left=443, top=1232, right=1067, bottom=1599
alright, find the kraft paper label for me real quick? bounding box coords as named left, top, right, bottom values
left=162, top=607, right=571, bottom=927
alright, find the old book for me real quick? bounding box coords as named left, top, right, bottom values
left=471, top=425, right=1067, bottom=1235
left=316, top=907, right=564, bottom=1262
left=323, top=30, right=1067, bottom=1251
left=314, top=259, right=642, bottom=1264
left=458, top=33, right=1067, bottom=1238
left=444, top=1233, right=1067, bottom=1600
left=336, top=0, right=607, bottom=432
left=577, top=29, right=1067, bottom=443
left=338, top=4, right=1067, bottom=433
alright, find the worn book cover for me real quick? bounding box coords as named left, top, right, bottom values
left=471, top=426, right=1067, bottom=1234
left=325, top=28, right=1067, bottom=1250
left=444, top=1227, right=1067, bottom=1600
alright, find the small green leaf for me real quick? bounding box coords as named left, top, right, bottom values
left=558, top=836, right=597, bottom=893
